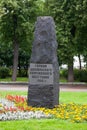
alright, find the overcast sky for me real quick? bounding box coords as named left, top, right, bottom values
left=61, top=56, right=86, bottom=69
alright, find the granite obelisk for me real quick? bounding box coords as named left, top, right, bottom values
left=28, top=16, right=59, bottom=108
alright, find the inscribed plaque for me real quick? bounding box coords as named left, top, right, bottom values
left=29, top=63, right=53, bottom=85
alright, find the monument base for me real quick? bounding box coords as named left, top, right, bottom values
left=27, top=84, right=59, bottom=108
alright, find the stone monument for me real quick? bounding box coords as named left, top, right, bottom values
left=27, top=16, right=59, bottom=108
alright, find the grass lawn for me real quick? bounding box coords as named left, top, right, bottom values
left=0, top=91, right=27, bottom=98
left=0, top=77, right=28, bottom=82
left=0, top=119, right=87, bottom=130
left=60, top=92, right=87, bottom=104
left=0, top=77, right=67, bottom=82
left=0, top=91, right=87, bottom=130
left=1, top=91, right=87, bottom=104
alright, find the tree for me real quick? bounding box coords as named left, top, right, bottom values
left=47, top=0, right=76, bottom=81
left=44, top=0, right=87, bottom=82
left=0, top=42, right=13, bottom=67
left=0, top=0, right=38, bottom=81
left=74, top=0, right=87, bottom=69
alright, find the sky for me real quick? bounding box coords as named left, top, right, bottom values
left=61, top=56, right=86, bottom=69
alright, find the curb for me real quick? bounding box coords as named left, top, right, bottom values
left=0, top=82, right=87, bottom=87
left=0, top=82, right=28, bottom=85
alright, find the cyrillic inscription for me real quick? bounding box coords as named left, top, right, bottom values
left=29, top=63, right=53, bottom=84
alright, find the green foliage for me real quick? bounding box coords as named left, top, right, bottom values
left=83, top=48, right=87, bottom=67
left=0, top=0, right=38, bottom=44
left=18, top=48, right=30, bottom=68
left=49, top=0, right=76, bottom=65
left=43, top=0, right=87, bottom=66
left=43, top=0, right=87, bottom=81
left=18, top=69, right=28, bottom=77
left=60, top=69, right=68, bottom=79
left=0, top=0, right=39, bottom=80
left=60, top=68, right=87, bottom=82
left=0, top=67, right=10, bottom=78
left=0, top=42, right=13, bottom=66
left=0, top=0, right=87, bottom=81
left=0, top=42, right=31, bottom=69
left=73, top=69, right=81, bottom=81
left=73, top=69, right=87, bottom=82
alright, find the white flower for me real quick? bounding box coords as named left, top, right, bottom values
left=0, top=97, right=52, bottom=121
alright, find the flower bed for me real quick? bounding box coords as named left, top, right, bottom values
left=0, top=95, right=87, bottom=123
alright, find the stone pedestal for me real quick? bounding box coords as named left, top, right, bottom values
left=27, top=16, right=59, bottom=108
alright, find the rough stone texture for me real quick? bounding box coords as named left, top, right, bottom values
left=28, top=16, right=59, bottom=108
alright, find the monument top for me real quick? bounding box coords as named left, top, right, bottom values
left=37, top=16, right=53, bottom=20
left=31, top=16, right=57, bottom=64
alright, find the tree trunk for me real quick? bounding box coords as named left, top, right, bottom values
left=68, top=58, right=74, bottom=82
left=12, top=40, right=19, bottom=81
left=18, top=57, right=21, bottom=77
left=86, top=62, right=87, bottom=69
left=78, top=54, right=82, bottom=70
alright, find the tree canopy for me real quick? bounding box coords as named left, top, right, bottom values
left=43, top=0, right=87, bottom=81
left=0, top=0, right=39, bottom=80
left=0, top=0, right=87, bottom=81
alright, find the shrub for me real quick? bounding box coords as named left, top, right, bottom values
left=18, top=69, right=28, bottom=77
left=0, top=67, right=10, bottom=78
left=74, top=69, right=87, bottom=82
left=60, top=68, right=87, bottom=82
left=79, top=69, right=87, bottom=82
left=60, top=69, right=68, bottom=79
left=74, top=69, right=81, bottom=81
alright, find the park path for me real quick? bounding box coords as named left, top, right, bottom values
left=0, top=84, right=87, bottom=92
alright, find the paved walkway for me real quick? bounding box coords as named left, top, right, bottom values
left=0, top=84, right=87, bottom=92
